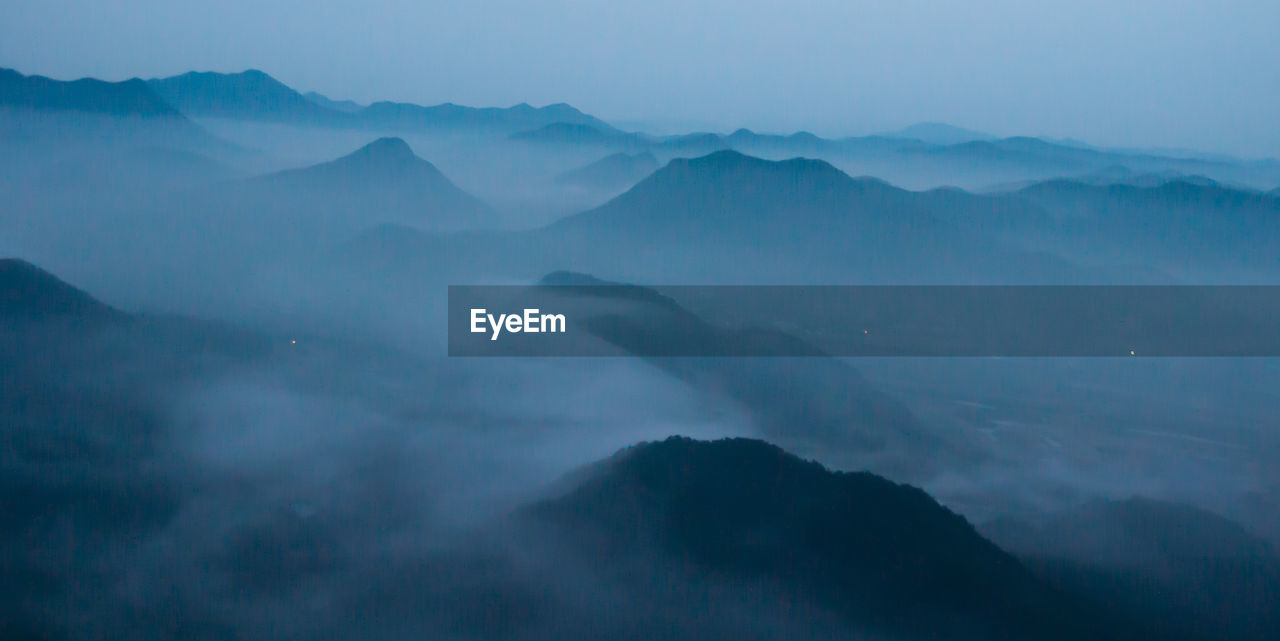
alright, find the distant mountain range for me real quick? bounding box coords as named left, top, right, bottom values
left=510, top=121, right=1280, bottom=190
left=328, top=145, right=1280, bottom=290
left=7, top=65, right=1277, bottom=190
left=1006, top=178, right=1280, bottom=276
left=148, top=69, right=615, bottom=133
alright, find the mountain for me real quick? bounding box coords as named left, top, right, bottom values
left=554, top=151, right=658, bottom=192
left=333, top=150, right=1086, bottom=287
left=884, top=122, right=995, bottom=145
left=303, top=90, right=363, bottom=113
left=247, top=136, right=492, bottom=231
left=0, top=258, right=119, bottom=322
left=71, top=137, right=498, bottom=294
left=0, top=67, right=181, bottom=118
left=509, top=118, right=1276, bottom=191
left=146, top=69, right=614, bottom=133
left=520, top=436, right=1130, bottom=641
left=342, top=149, right=1256, bottom=288
left=1009, top=178, right=1280, bottom=278
left=544, top=150, right=1074, bottom=283
left=147, top=69, right=345, bottom=123
left=0, top=67, right=234, bottom=176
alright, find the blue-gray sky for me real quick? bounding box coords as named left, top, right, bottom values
left=2, top=0, right=1278, bottom=157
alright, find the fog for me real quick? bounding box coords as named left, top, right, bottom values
left=3, top=60, right=1280, bottom=638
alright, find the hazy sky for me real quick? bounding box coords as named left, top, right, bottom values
left=2, top=0, right=1278, bottom=157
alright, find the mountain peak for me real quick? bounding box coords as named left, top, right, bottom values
left=668, top=149, right=848, bottom=182
left=551, top=150, right=894, bottom=237
left=264, top=137, right=439, bottom=182
left=526, top=436, right=1101, bottom=639
left=147, top=69, right=342, bottom=123
left=349, top=136, right=416, bottom=163
left=251, top=138, right=492, bottom=231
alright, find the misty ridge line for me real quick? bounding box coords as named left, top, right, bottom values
left=6, top=64, right=1277, bottom=167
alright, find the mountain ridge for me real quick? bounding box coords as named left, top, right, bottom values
left=146, top=69, right=613, bottom=133
left=522, top=436, right=1129, bottom=641
left=241, top=136, right=493, bottom=231
left=1, top=67, right=182, bottom=118
left=0, top=258, right=120, bottom=321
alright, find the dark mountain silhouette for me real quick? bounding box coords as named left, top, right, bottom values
left=983, top=497, right=1280, bottom=641
left=0, top=258, right=120, bottom=321
left=520, top=436, right=1138, bottom=641
left=303, top=90, right=363, bottom=113
left=554, top=151, right=658, bottom=192
left=0, top=67, right=181, bottom=118
left=147, top=69, right=344, bottom=123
